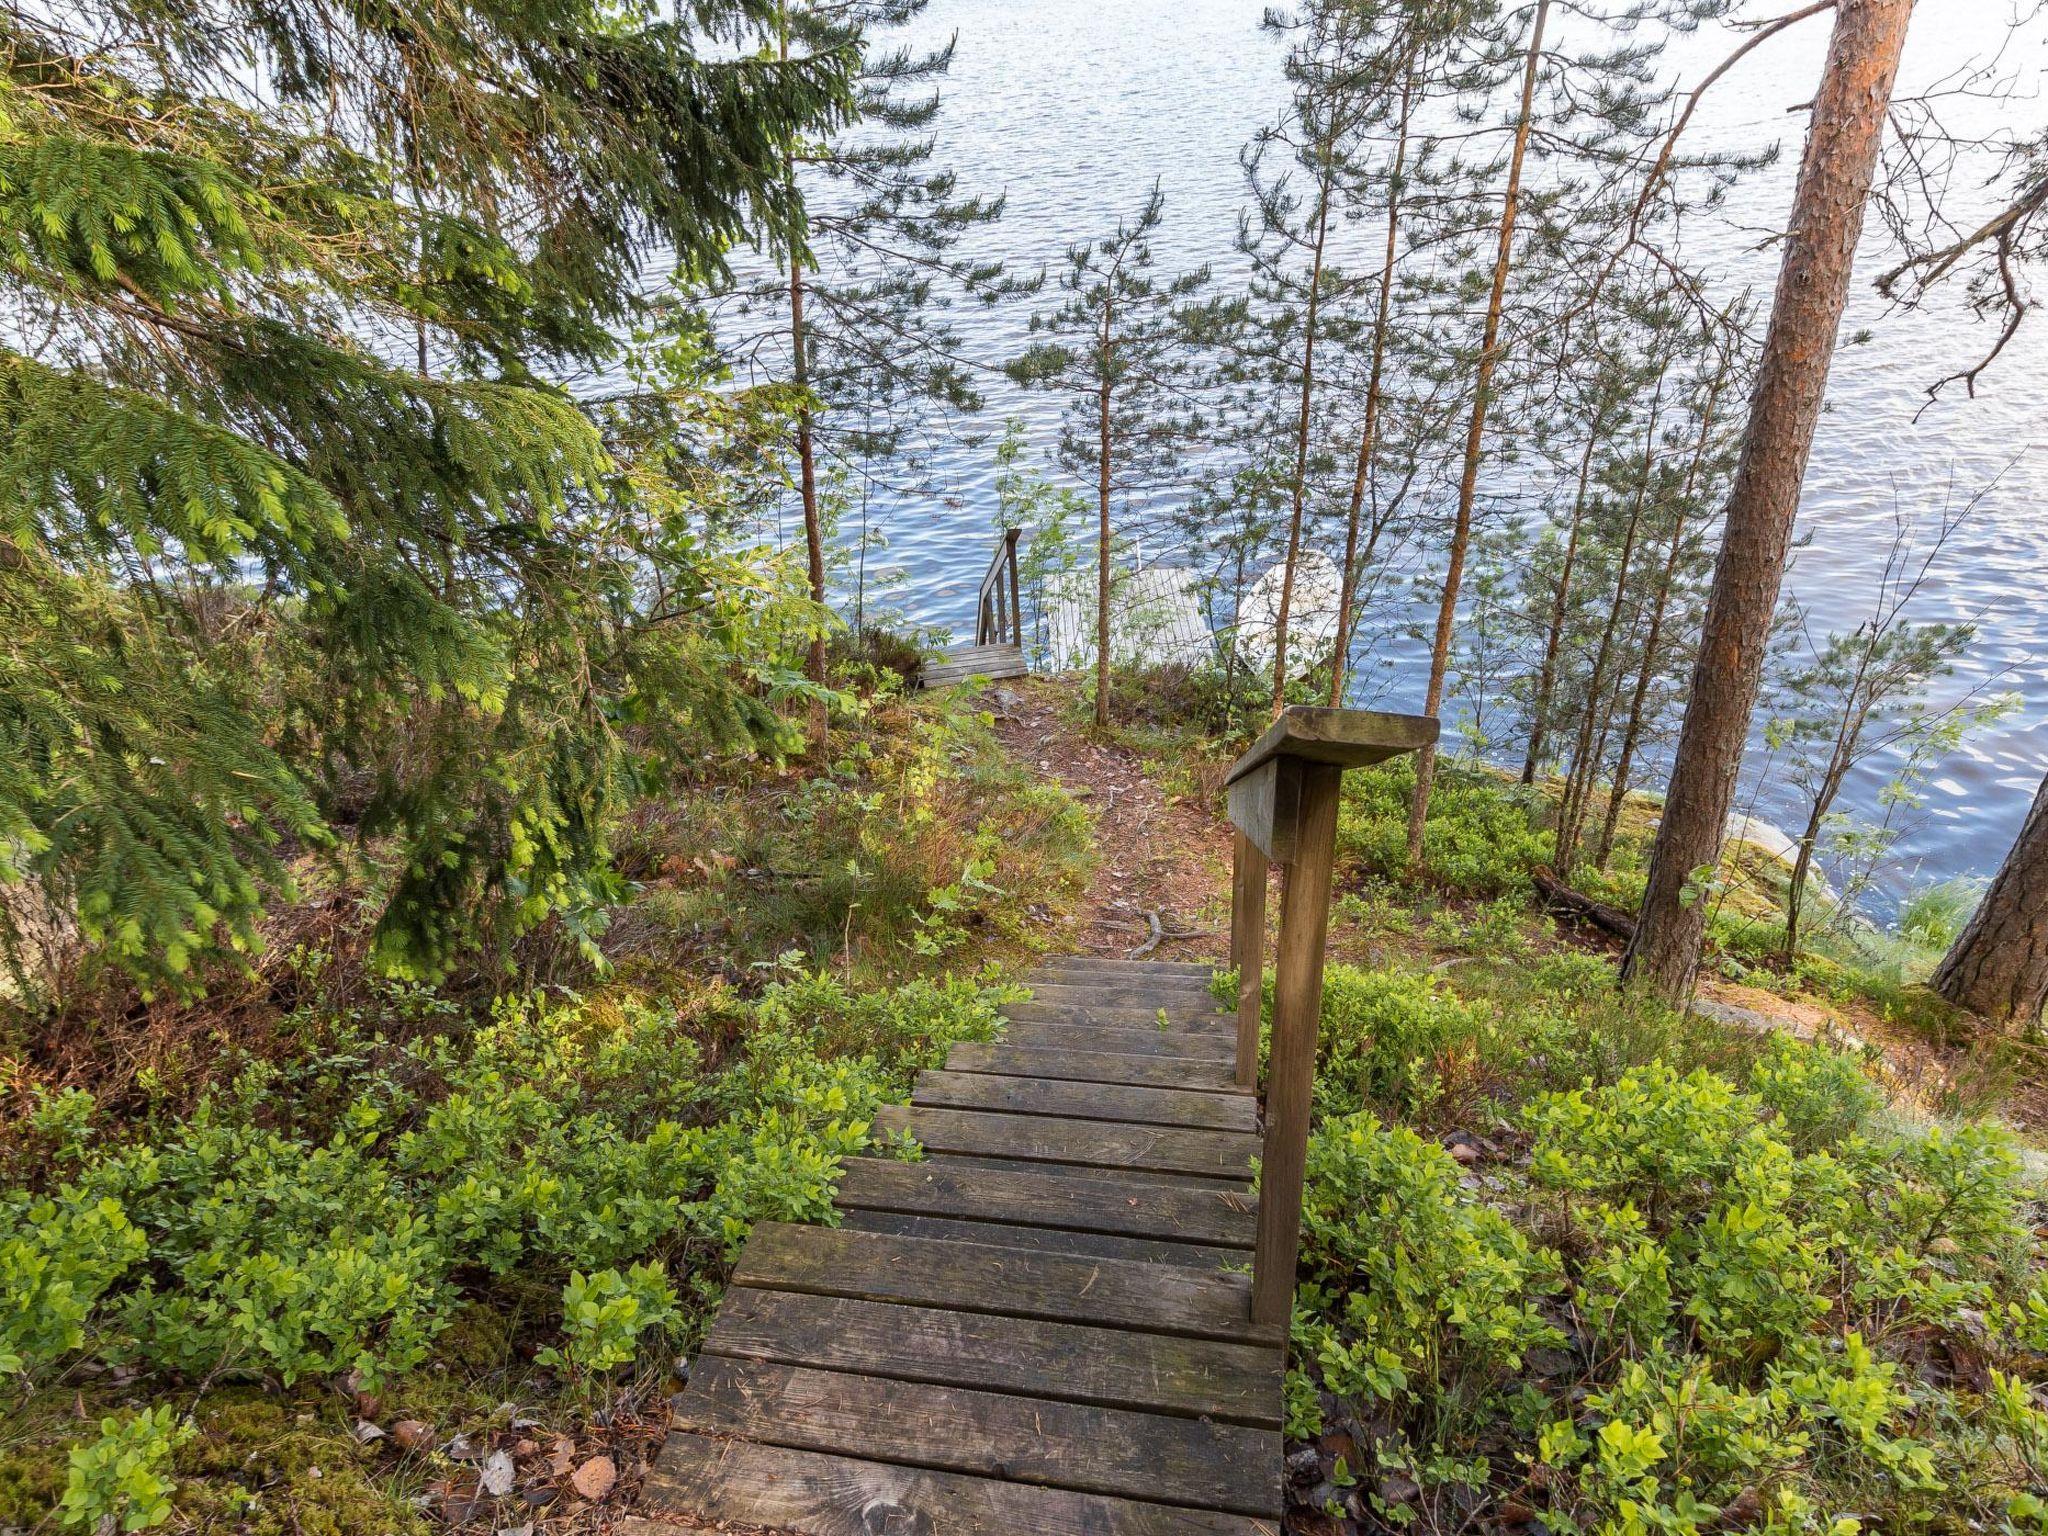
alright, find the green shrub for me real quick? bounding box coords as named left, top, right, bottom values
left=59, top=1407, right=191, bottom=1533
left=1289, top=1112, right=1562, bottom=1436
left=1, top=1185, right=146, bottom=1378
left=537, top=1262, right=679, bottom=1378
left=1310, top=965, right=1484, bottom=1119
left=1338, top=757, right=1551, bottom=897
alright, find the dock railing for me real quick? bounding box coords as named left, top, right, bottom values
left=1225, top=705, right=1439, bottom=1328
left=975, top=527, right=1023, bottom=649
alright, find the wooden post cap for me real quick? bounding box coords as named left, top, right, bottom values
left=1223, top=706, right=1439, bottom=787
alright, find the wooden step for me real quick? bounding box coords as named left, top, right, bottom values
left=836, top=1209, right=1246, bottom=1269
left=638, top=1431, right=1270, bottom=1536
left=914, top=1068, right=1256, bottom=1132
left=1021, top=981, right=1227, bottom=1015
left=731, top=1222, right=1266, bottom=1344
left=672, top=1358, right=1283, bottom=1518
left=1003, top=1000, right=1235, bottom=1034
left=702, top=1289, right=1285, bottom=1426
left=923, top=1152, right=1252, bottom=1191
left=874, top=1104, right=1256, bottom=1180
left=945, top=1042, right=1246, bottom=1093
left=998, top=1020, right=1236, bottom=1060
left=834, top=1157, right=1256, bottom=1248
left=1025, top=963, right=1220, bottom=991
left=1028, top=956, right=1219, bottom=978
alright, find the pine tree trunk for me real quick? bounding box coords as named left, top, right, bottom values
left=1095, top=310, right=1114, bottom=731
left=1596, top=366, right=1729, bottom=868
left=1521, top=417, right=1602, bottom=785
left=1271, top=175, right=1334, bottom=716
left=1329, top=62, right=1415, bottom=709
left=791, top=260, right=827, bottom=692
left=1622, top=0, right=1914, bottom=1001
left=1558, top=370, right=1664, bottom=873
left=1933, top=772, right=2048, bottom=1026
left=1408, top=0, right=1548, bottom=863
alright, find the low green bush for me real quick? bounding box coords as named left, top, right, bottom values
left=0, top=971, right=1008, bottom=1394
left=1288, top=1036, right=2048, bottom=1534
left=1338, top=756, right=1552, bottom=897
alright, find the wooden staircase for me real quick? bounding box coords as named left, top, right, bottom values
left=920, top=526, right=1030, bottom=690
left=629, top=955, right=1285, bottom=1534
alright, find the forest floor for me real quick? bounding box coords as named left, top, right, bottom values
left=985, top=679, right=1233, bottom=964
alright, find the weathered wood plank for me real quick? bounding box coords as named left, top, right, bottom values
left=873, top=1104, right=1257, bottom=1180
left=921, top=1152, right=1252, bottom=1191
left=1223, top=703, right=1440, bottom=785
left=1026, top=957, right=1217, bottom=977
left=1025, top=966, right=1220, bottom=994
left=945, top=1041, right=1246, bottom=1093
left=639, top=1432, right=1272, bottom=1536
left=836, top=1209, right=1246, bottom=1269
left=1005, top=1000, right=1235, bottom=1034
left=702, top=1289, right=1285, bottom=1426
left=730, top=1222, right=1268, bottom=1343
left=914, top=1068, right=1257, bottom=1132
left=997, top=1020, right=1236, bottom=1060
left=673, top=1358, right=1283, bottom=1517
left=834, top=1157, right=1255, bottom=1247
left=1021, top=981, right=1227, bottom=1016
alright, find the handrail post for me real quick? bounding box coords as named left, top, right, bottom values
left=1221, top=706, right=1439, bottom=1338
left=1006, top=528, right=1023, bottom=647
left=1229, top=831, right=1267, bottom=1090
left=1249, top=760, right=1340, bottom=1328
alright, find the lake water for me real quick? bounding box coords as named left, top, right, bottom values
left=749, top=0, right=2048, bottom=912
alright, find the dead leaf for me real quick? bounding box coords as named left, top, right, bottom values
left=569, top=1455, right=617, bottom=1501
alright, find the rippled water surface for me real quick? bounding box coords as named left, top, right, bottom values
left=755, top=0, right=2048, bottom=908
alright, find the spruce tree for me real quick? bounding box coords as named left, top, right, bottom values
left=0, top=0, right=851, bottom=987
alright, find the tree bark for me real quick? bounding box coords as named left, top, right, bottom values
left=1095, top=305, right=1114, bottom=731
left=1271, top=172, right=1334, bottom=716
left=1558, top=368, right=1664, bottom=873
left=1329, top=59, right=1415, bottom=709
left=1933, top=771, right=2048, bottom=1027
left=1621, top=0, right=1914, bottom=1001
left=1521, top=416, right=1603, bottom=785
left=1408, top=0, right=1548, bottom=862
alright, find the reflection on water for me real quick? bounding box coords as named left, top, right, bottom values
left=706, top=0, right=2048, bottom=910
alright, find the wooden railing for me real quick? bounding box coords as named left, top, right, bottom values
left=975, top=527, right=1023, bottom=648
left=1226, top=705, right=1438, bottom=1328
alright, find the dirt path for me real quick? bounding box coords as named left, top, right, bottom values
left=984, top=679, right=1233, bottom=963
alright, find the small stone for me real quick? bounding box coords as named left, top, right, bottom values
left=496, top=1527, right=533, bottom=1536
left=1285, top=1446, right=1323, bottom=1485
left=1448, top=1141, right=1481, bottom=1165
left=569, top=1455, right=617, bottom=1501
left=391, top=1420, right=436, bottom=1453
left=479, top=1450, right=516, bottom=1498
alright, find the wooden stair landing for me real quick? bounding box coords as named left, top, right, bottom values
left=631, top=955, right=1283, bottom=1535
left=919, top=641, right=1029, bottom=689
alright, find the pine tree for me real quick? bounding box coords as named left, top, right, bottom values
left=727, top=0, right=1006, bottom=702
left=1005, top=187, right=1238, bottom=730
left=0, top=1, right=851, bottom=987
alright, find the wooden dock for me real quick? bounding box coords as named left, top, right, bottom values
left=630, top=954, right=1284, bottom=1535
left=919, top=640, right=1029, bottom=689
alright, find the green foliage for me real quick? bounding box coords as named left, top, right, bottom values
left=1338, top=756, right=1552, bottom=896
left=59, top=1407, right=191, bottom=1533
left=537, top=1263, right=679, bottom=1379
left=1288, top=953, right=2047, bottom=1533
left=0, top=0, right=853, bottom=990
left=0, top=972, right=1006, bottom=1389
left=1290, top=1113, right=1562, bottom=1436
left=0, top=1185, right=146, bottom=1377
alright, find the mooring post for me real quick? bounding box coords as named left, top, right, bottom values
left=1223, top=706, right=1438, bottom=1332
